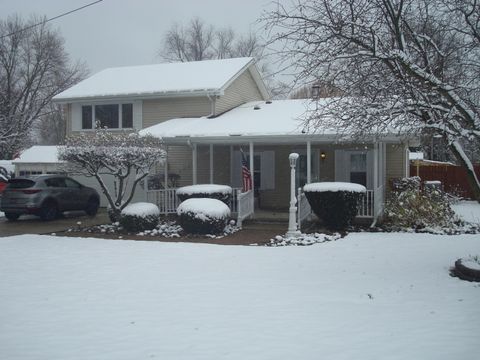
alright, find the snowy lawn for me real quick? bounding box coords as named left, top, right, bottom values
left=453, top=200, right=480, bottom=224
left=0, top=232, right=479, bottom=359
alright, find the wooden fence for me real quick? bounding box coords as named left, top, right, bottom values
left=410, top=163, right=480, bottom=199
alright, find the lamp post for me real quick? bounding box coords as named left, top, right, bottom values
left=286, top=152, right=301, bottom=238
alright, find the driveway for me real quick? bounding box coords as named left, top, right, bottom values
left=0, top=209, right=110, bottom=237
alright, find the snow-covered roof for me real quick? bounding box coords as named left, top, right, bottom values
left=54, top=58, right=261, bottom=102
left=140, top=99, right=320, bottom=139
left=12, top=146, right=62, bottom=164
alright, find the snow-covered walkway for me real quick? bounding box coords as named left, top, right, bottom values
left=0, top=232, right=479, bottom=359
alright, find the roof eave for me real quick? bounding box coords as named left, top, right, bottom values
left=155, top=133, right=408, bottom=145
left=52, top=89, right=224, bottom=104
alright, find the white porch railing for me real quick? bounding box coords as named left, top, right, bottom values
left=236, top=189, right=254, bottom=227
left=146, top=188, right=180, bottom=214
left=357, top=190, right=374, bottom=218
left=146, top=187, right=244, bottom=216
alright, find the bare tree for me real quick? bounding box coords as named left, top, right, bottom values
left=263, top=0, right=480, bottom=201
left=161, top=17, right=215, bottom=62
left=36, top=103, right=66, bottom=145
left=159, top=17, right=266, bottom=62
left=59, top=128, right=165, bottom=221
left=0, top=14, right=87, bottom=159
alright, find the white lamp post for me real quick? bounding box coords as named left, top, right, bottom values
left=286, top=152, right=301, bottom=238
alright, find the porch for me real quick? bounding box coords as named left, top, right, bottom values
left=145, top=186, right=377, bottom=229
left=143, top=137, right=393, bottom=227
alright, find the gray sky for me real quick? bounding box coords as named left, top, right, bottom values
left=1, top=0, right=274, bottom=74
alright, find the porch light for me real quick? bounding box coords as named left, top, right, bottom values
left=320, top=151, right=327, bottom=160
left=289, top=152, right=299, bottom=168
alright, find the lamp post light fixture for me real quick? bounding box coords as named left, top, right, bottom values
left=286, top=152, right=301, bottom=238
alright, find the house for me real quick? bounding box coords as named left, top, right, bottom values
left=53, top=57, right=412, bottom=224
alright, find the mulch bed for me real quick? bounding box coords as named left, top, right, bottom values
left=55, top=227, right=278, bottom=246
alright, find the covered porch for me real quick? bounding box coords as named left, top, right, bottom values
left=143, top=137, right=390, bottom=226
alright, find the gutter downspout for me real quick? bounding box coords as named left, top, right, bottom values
left=207, top=93, right=217, bottom=117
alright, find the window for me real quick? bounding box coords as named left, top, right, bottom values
left=81, top=103, right=134, bottom=129
left=122, top=104, right=133, bottom=128
left=45, top=178, right=66, bottom=187
left=19, top=170, right=42, bottom=176
left=350, top=153, right=367, bottom=186
left=65, top=178, right=82, bottom=189
left=96, top=104, right=119, bottom=128
left=82, top=106, right=92, bottom=129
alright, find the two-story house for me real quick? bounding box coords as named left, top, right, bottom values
left=52, top=57, right=411, bottom=224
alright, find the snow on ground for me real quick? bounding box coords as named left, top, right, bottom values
left=0, top=232, right=479, bottom=360
left=453, top=200, right=480, bottom=224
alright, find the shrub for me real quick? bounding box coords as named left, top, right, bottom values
left=176, top=184, right=232, bottom=205
left=384, top=177, right=459, bottom=229
left=119, top=202, right=160, bottom=232
left=304, top=182, right=366, bottom=230
left=177, top=198, right=230, bottom=234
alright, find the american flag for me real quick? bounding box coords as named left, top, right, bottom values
left=241, top=149, right=252, bottom=192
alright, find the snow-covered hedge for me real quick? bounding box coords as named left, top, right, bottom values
left=304, top=182, right=366, bottom=229
left=119, top=202, right=160, bottom=233
left=177, top=198, right=231, bottom=234
left=384, top=177, right=459, bottom=230
left=176, top=184, right=232, bottom=205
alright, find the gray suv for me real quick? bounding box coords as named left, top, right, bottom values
left=1, top=175, right=100, bottom=221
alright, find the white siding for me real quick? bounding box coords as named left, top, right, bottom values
left=143, top=97, right=211, bottom=129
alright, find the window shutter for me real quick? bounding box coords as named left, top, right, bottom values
left=133, top=101, right=142, bottom=130
left=334, top=150, right=347, bottom=182
left=260, top=151, right=275, bottom=190
left=71, top=103, right=81, bottom=131
left=231, top=151, right=242, bottom=189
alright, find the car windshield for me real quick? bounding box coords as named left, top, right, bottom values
left=7, top=179, right=36, bottom=189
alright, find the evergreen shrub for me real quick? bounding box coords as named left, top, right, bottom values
left=177, top=198, right=230, bottom=234
left=119, top=202, right=160, bottom=232
left=304, top=182, right=366, bottom=230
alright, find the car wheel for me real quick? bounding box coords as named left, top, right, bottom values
left=85, top=197, right=99, bottom=216
left=4, top=212, right=20, bottom=221
left=40, top=201, right=58, bottom=221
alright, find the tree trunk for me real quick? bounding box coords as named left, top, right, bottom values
left=449, top=141, right=480, bottom=203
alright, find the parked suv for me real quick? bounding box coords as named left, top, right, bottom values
left=0, top=175, right=100, bottom=221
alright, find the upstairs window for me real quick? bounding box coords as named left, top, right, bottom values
left=81, top=103, right=133, bottom=129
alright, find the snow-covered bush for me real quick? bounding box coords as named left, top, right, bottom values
left=177, top=198, right=230, bottom=234
left=119, top=202, right=160, bottom=233
left=176, top=184, right=232, bottom=205
left=304, top=182, right=366, bottom=230
left=59, top=128, right=165, bottom=221
left=384, top=177, right=459, bottom=230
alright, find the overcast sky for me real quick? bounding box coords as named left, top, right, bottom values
left=1, top=0, right=275, bottom=74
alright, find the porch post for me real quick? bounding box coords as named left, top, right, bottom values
left=192, top=143, right=197, bottom=185
left=164, top=148, right=169, bottom=189
left=209, top=144, right=214, bottom=184
left=373, top=142, right=378, bottom=191
left=249, top=141, right=254, bottom=193
left=307, top=140, right=312, bottom=184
